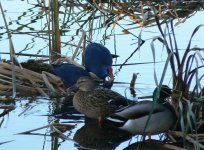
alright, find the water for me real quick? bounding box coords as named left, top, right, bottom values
left=0, top=1, right=204, bottom=149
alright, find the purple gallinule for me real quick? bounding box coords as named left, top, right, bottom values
left=53, top=43, right=114, bottom=88
left=85, top=43, right=113, bottom=79
left=21, top=43, right=114, bottom=89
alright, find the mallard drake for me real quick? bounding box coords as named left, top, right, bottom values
left=107, top=85, right=177, bottom=135
left=73, top=76, right=130, bottom=122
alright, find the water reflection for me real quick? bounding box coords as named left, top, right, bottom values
left=73, top=121, right=132, bottom=150
left=124, top=140, right=173, bottom=150
left=0, top=89, right=181, bottom=149
left=51, top=96, right=85, bottom=122
left=0, top=88, right=177, bottom=150
left=0, top=98, right=15, bottom=124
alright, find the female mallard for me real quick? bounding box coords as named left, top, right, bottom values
left=107, top=85, right=177, bottom=135
left=73, top=76, right=130, bottom=123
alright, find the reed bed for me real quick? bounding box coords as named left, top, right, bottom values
left=0, top=61, right=63, bottom=97
left=0, top=1, right=204, bottom=149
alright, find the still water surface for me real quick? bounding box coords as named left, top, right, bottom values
left=0, top=1, right=204, bottom=149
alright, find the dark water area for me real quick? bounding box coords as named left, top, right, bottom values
left=0, top=0, right=204, bottom=150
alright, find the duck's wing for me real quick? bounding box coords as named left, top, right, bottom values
left=117, top=101, right=166, bottom=119
left=87, top=88, right=129, bottom=108
left=107, top=101, right=166, bottom=126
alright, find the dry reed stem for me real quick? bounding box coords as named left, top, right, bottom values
left=18, top=64, right=44, bottom=95
left=0, top=80, right=46, bottom=96
left=163, top=143, right=187, bottom=150
left=42, top=71, right=56, bottom=92
left=0, top=63, right=48, bottom=96
left=0, top=62, right=60, bottom=84
left=52, top=126, right=70, bottom=140
left=71, top=32, right=86, bottom=60
left=0, top=62, right=63, bottom=96
left=0, top=62, right=42, bottom=80
left=129, top=73, right=138, bottom=97
left=0, top=85, right=12, bottom=90
left=18, top=123, right=74, bottom=135
left=169, top=131, right=204, bottom=149
left=0, top=68, right=42, bottom=84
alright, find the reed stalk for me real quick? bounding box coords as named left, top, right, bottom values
left=0, top=2, right=16, bottom=98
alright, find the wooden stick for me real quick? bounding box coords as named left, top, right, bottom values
left=129, top=73, right=138, bottom=97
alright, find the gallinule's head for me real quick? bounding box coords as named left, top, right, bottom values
left=85, top=43, right=114, bottom=81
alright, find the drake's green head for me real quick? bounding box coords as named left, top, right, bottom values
left=153, top=85, right=172, bottom=103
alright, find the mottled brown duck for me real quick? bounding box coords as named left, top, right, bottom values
left=73, top=76, right=130, bottom=123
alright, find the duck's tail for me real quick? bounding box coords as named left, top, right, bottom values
left=106, top=114, right=128, bottom=127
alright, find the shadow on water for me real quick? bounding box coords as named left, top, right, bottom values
left=124, top=140, right=174, bottom=150
left=73, top=120, right=132, bottom=150
left=48, top=96, right=133, bottom=149
left=0, top=95, right=133, bottom=149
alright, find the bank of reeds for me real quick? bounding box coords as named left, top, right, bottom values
left=150, top=14, right=204, bottom=148
left=0, top=1, right=204, bottom=149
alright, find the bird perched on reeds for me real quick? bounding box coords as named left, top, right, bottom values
left=52, top=42, right=114, bottom=89
left=85, top=42, right=113, bottom=80
left=106, top=85, right=177, bottom=135
left=73, top=76, right=131, bottom=124
left=21, top=43, right=114, bottom=89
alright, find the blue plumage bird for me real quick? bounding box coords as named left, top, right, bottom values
left=52, top=64, right=90, bottom=88
left=85, top=43, right=113, bottom=79
left=52, top=43, right=113, bottom=88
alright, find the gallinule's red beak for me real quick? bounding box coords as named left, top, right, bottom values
left=107, top=66, right=114, bottom=80
left=104, top=67, right=114, bottom=89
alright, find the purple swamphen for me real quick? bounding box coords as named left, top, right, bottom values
left=52, top=64, right=90, bottom=88
left=85, top=43, right=113, bottom=79
left=52, top=43, right=114, bottom=88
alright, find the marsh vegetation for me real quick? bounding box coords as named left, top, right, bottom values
left=0, top=1, right=204, bottom=149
